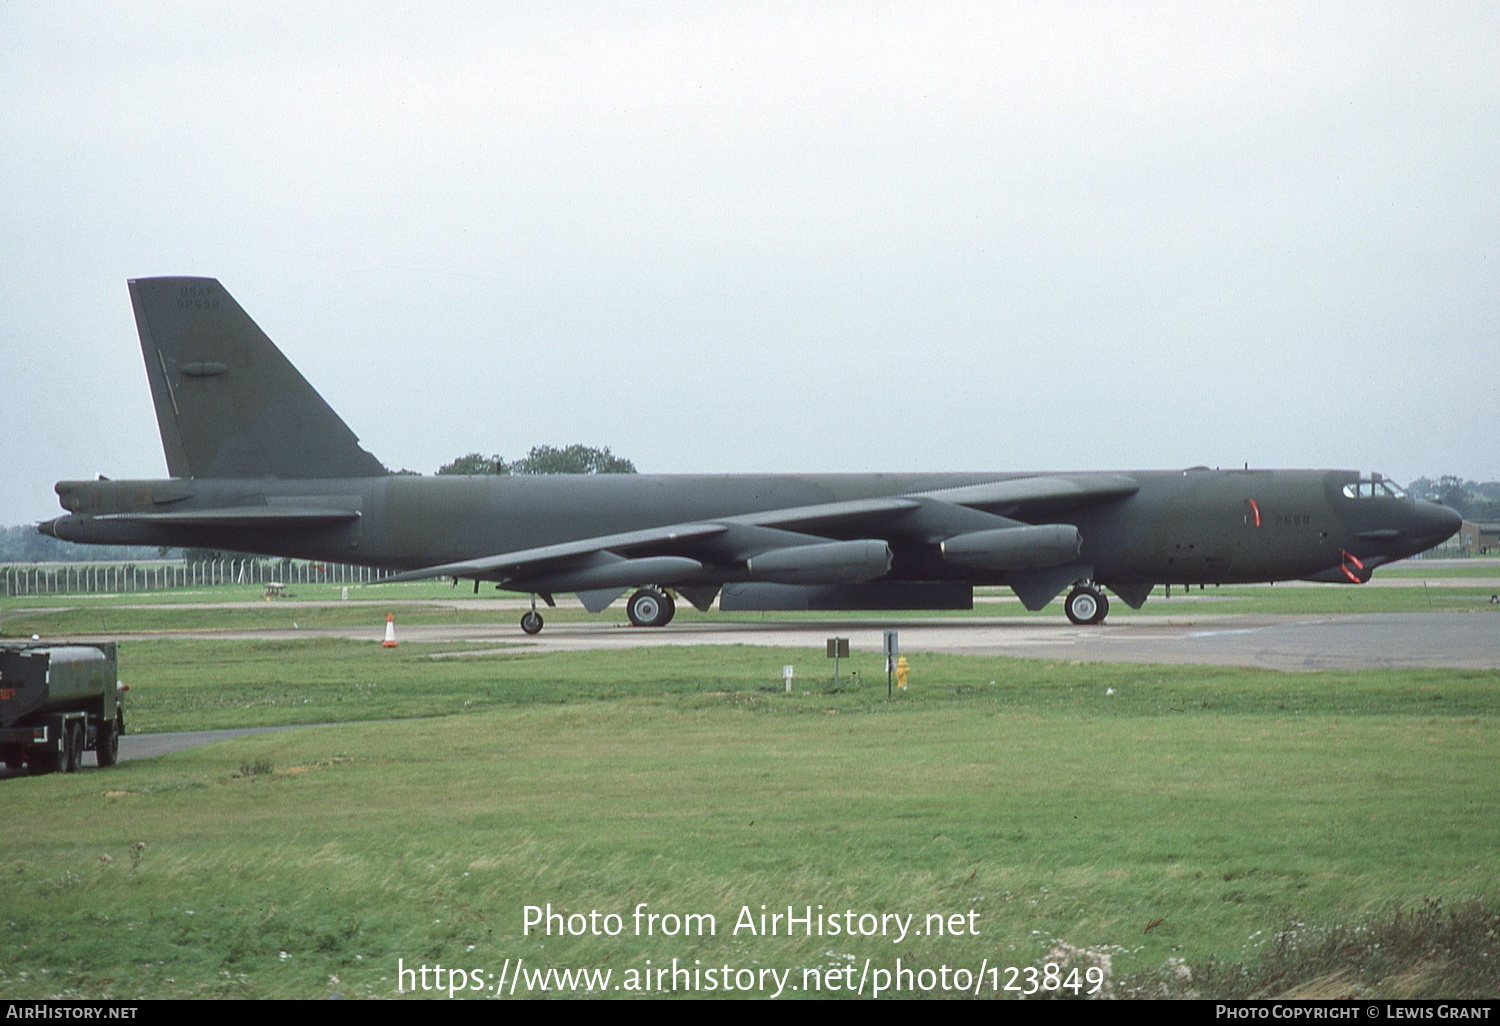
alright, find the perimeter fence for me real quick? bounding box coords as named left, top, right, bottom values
left=2, top=559, right=387, bottom=597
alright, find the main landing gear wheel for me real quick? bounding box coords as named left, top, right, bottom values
left=520, top=610, right=545, bottom=635
left=1064, top=585, right=1109, bottom=626
left=627, top=587, right=675, bottom=628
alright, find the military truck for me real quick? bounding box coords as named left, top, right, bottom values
left=0, top=641, right=125, bottom=774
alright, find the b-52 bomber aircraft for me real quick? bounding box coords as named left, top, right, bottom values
left=41, top=278, right=1461, bottom=634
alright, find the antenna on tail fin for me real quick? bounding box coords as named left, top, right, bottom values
left=128, top=277, right=387, bottom=479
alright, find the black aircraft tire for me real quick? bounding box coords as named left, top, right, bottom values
left=520, top=611, right=544, bottom=635
left=96, top=717, right=120, bottom=768
left=1064, top=586, right=1109, bottom=626
left=627, top=588, right=675, bottom=628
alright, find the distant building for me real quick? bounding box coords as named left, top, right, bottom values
left=1457, top=521, right=1500, bottom=554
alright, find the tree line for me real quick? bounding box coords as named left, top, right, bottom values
left=1406, top=477, right=1500, bottom=522
left=435, top=444, right=635, bottom=476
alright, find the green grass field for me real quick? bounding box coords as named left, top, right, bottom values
left=3, top=623, right=1497, bottom=999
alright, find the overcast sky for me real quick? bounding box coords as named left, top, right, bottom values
left=2, top=1, right=1496, bottom=526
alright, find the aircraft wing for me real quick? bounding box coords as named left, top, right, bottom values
left=378, top=522, right=731, bottom=584
left=377, top=474, right=1139, bottom=591
left=724, top=495, right=921, bottom=528
left=914, top=474, right=1140, bottom=516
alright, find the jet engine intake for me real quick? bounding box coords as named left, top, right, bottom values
left=746, top=539, right=893, bottom=585
left=940, top=524, right=1082, bottom=571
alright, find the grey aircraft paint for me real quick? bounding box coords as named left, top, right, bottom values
left=40, top=278, right=1462, bottom=632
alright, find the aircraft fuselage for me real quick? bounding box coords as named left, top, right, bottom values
left=44, top=466, right=1459, bottom=592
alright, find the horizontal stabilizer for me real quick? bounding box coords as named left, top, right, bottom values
left=95, top=506, right=360, bottom=527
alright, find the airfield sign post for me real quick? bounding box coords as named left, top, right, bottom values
left=826, top=637, right=849, bottom=686
left=883, top=630, right=899, bottom=700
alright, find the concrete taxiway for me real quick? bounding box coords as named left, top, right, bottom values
left=170, top=609, right=1498, bottom=672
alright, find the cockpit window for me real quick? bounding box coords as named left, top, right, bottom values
left=1341, top=474, right=1407, bottom=500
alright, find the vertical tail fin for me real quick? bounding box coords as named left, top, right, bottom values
left=129, top=277, right=387, bottom=479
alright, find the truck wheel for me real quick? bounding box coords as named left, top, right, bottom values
left=1, top=747, right=23, bottom=771
left=63, top=721, right=83, bottom=773
left=95, top=717, right=121, bottom=768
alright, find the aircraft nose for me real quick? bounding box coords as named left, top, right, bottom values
left=1413, top=500, right=1463, bottom=547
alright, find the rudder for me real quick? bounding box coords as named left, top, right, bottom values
left=129, top=277, right=387, bottom=479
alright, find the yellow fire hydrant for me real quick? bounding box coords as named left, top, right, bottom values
left=895, top=655, right=910, bottom=691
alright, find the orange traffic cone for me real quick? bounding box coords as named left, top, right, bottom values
left=382, top=613, right=398, bottom=648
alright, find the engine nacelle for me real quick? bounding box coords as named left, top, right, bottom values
left=746, top=539, right=893, bottom=585
left=509, top=555, right=703, bottom=593
left=940, top=524, right=1081, bottom=571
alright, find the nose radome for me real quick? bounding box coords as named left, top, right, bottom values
left=1417, top=501, right=1463, bottom=544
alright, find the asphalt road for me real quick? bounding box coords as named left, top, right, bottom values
left=115, top=725, right=308, bottom=762
left=0, top=725, right=309, bottom=778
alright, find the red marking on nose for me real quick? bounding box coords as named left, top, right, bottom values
left=1339, top=550, right=1367, bottom=583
